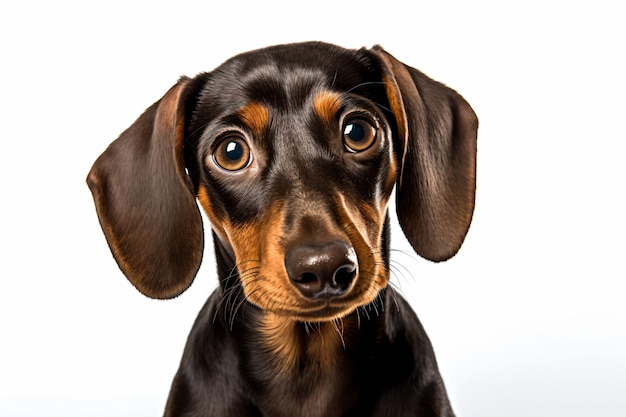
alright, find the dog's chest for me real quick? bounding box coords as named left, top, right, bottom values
left=245, top=318, right=361, bottom=417
left=256, top=363, right=358, bottom=417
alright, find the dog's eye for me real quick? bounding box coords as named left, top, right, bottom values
left=213, top=136, right=252, bottom=171
left=343, top=117, right=377, bottom=152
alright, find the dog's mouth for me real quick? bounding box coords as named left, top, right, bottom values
left=241, top=267, right=388, bottom=323
left=275, top=300, right=358, bottom=322
left=259, top=301, right=360, bottom=323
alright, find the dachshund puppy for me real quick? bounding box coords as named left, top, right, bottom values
left=87, top=41, right=477, bottom=417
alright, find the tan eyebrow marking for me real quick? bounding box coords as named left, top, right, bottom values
left=238, top=101, right=270, bottom=136
left=313, top=91, right=342, bottom=122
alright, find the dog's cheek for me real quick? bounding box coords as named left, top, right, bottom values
left=362, top=202, right=387, bottom=249
left=334, top=193, right=387, bottom=281
left=228, top=205, right=298, bottom=309
left=340, top=195, right=386, bottom=251
left=382, top=149, right=398, bottom=208
left=197, top=184, right=230, bottom=242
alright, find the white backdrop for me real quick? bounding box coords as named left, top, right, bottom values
left=1, top=1, right=624, bottom=416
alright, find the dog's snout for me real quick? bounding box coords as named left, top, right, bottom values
left=285, top=240, right=357, bottom=299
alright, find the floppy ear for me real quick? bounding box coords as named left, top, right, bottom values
left=87, top=77, right=204, bottom=299
left=373, top=47, right=478, bottom=262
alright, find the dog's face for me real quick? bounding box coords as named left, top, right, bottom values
left=87, top=42, right=477, bottom=321
left=185, top=45, right=398, bottom=321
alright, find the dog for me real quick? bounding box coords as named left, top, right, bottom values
left=87, top=41, right=477, bottom=417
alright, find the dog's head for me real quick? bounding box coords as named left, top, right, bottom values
left=87, top=42, right=477, bottom=322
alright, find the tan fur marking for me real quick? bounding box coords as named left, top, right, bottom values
left=259, top=313, right=355, bottom=374
left=238, top=101, right=269, bottom=136
left=197, top=185, right=228, bottom=241
left=313, top=91, right=342, bottom=123
left=170, top=79, right=190, bottom=179
left=222, top=204, right=309, bottom=319
left=334, top=192, right=390, bottom=303
left=384, top=154, right=398, bottom=210
left=258, top=313, right=301, bottom=373
left=381, top=72, right=409, bottom=188
left=381, top=74, right=407, bottom=141
left=305, top=319, right=351, bottom=371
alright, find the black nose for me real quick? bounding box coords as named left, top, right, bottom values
left=285, top=240, right=357, bottom=299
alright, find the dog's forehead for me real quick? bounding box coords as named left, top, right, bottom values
left=231, top=42, right=373, bottom=80
left=240, top=64, right=330, bottom=108
left=204, top=43, right=379, bottom=109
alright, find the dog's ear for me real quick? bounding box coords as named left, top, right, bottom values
left=373, top=47, right=478, bottom=262
left=87, top=77, right=204, bottom=299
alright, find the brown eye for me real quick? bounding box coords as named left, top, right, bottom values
left=213, top=136, right=252, bottom=171
left=343, top=116, right=377, bottom=152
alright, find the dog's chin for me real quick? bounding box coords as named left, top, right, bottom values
left=291, top=305, right=358, bottom=323
left=245, top=300, right=352, bottom=323
left=259, top=293, right=383, bottom=323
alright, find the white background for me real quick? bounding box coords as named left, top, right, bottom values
left=1, top=1, right=625, bottom=416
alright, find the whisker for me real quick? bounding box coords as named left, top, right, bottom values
left=389, top=247, right=419, bottom=262
left=229, top=289, right=249, bottom=330
left=386, top=285, right=401, bottom=313
left=214, top=261, right=262, bottom=327
left=360, top=304, right=372, bottom=321
left=388, top=261, right=410, bottom=282
left=223, top=284, right=243, bottom=323
left=331, top=318, right=346, bottom=350
left=345, top=80, right=385, bottom=93
left=355, top=307, right=362, bottom=329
